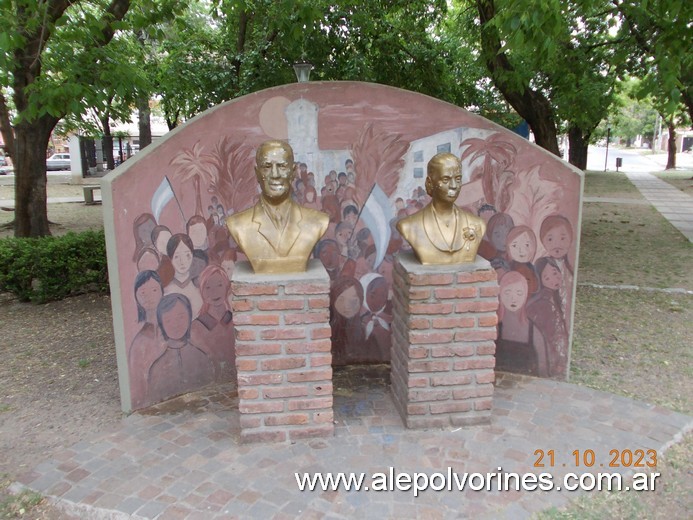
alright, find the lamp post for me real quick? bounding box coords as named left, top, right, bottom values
left=604, top=127, right=610, bottom=172
left=293, top=61, right=314, bottom=83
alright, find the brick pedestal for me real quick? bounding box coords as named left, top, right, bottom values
left=231, top=259, right=333, bottom=443
left=391, top=252, right=499, bottom=429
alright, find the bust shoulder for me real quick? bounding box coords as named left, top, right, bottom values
left=299, top=204, right=330, bottom=233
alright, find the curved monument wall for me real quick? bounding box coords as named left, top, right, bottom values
left=103, top=81, right=583, bottom=412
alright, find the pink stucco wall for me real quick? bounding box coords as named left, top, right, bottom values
left=104, top=81, right=583, bottom=412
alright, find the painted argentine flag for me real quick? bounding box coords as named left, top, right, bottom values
left=360, top=183, right=393, bottom=269
left=151, top=176, right=175, bottom=222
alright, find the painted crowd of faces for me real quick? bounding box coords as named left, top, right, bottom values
left=479, top=213, right=573, bottom=378
left=129, top=203, right=237, bottom=409
left=128, top=151, right=575, bottom=408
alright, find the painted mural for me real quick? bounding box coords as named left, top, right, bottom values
left=104, top=82, right=582, bottom=412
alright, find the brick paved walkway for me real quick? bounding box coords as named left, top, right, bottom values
left=15, top=367, right=692, bottom=519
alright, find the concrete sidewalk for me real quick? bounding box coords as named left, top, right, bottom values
left=15, top=368, right=692, bottom=519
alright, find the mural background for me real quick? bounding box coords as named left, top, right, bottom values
left=104, top=82, right=583, bottom=411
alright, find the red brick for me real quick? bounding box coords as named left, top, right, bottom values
left=236, top=329, right=256, bottom=341
left=286, top=340, right=332, bottom=354
left=287, top=369, right=332, bottom=383
left=408, top=360, right=451, bottom=373
left=285, top=311, right=330, bottom=325
left=478, top=314, right=499, bottom=327
left=308, top=297, right=329, bottom=309
left=409, top=287, right=432, bottom=300
left=310, top=327, right=332, bottom=340
left=313, top=383, right=333, bottom=395
left=233, top=284, right=279, bottom=296
left=288, top=425, right=334, bottom=440
left=265, top=414, right=309, bottom=426
left=476, top=342, right=497, bottom=355
left=257, top=299, right=305, bottom=311
left=288, top=397, right=333, bottom=411
left=452, top=388, right=476, bottom=400
left=431, top=317, right=475, bottom=329
left=237, top=373, right=283, bottom=386
left=410, top=303, right=454, bottom=315
left=406, top=403, right=428, bottom=415
left=261, top=357, right=306, bottom=371
left=453, top=357, right=496, bottom=370
left=408, top=376, right=429, bottom=388
left=263, top=386, right=309, bottom=399
left=457, top=270, right=496, bottom=283
left=475, top=383, right=494, bottom=396
left=238, top=388, right=259, bottom=400
left=234, top=313, right=280, bottom=326
left=479, top=286, right=500, bottom=297
left=409, top=388, right=452, bottom=402
left=241, top=430, right=286, bottom=443
left=236, top=359, right=258, bottom=371
left=430, top=373, right=473, bottom=386
left=434, top=287, right=478, bottom=299
left=310, top=354, right=332, bottom=367
left=409, top=273, right=454, bottom=286
left=261, top=329, right=306, bottom=340
left=409, top=317, right=430, bottom=330
left=430, top=345, right=474, bottom=358
left=239, top=401, right=285, bottom=414
left=232, top=299, right=253, bottom=312
left=407, top=416, right=450, bottom=429
left=455, top=300, right=499, bottom=313
left=476, top=371, right=496, bottom=384
left=236, top=343, right=282, bottom=356
left=409, top=331, right=455, bottom=345
left=474, top=398, right=493, bottom=411
left=314, top=410, right=334, bottom=423
left=454, top=330, right=497, bottom=342
left=239, top=416, right=262, bottom=428
left=284, top=283, right=330, bottom=295
left=430, top=401, right=472, bottom=414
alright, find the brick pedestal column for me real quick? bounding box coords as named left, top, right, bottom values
left=391, top=252, right=499, bottom=429
left=231, top=259, right=333, bottom=443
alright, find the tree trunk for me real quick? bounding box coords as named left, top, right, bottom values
left=475, top=0, right=560, bottom=156
left=138, top=96, right=152, bottom=150
left=101, top=115, right=115, bottom=171
left=666, top=119, right=676, bottom=170
left=568, top=125, right=590, bottom=170
left=13, top=116, right=58, bottom=237
left=0, top=93, right=15, bottom=161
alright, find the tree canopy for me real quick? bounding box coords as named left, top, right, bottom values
left=0, top=0, right=690, bottom=236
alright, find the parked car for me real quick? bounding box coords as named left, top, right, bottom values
left=46, top=153, right=71, bottom=171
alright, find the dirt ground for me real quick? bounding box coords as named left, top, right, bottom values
left=0, top=292, right=120, bottom=519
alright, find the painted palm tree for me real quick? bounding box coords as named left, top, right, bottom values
left=169, top=142, right=217, bottom=217
left=460, top=133, right=517, bottom=212
left=208, top=137, right=256, bottom=214
left=351, top=122, right=409, bottom=207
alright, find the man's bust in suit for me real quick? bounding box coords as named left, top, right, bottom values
left=397, top=153, right=485, bottom=265
left=226, top=140, right=329, bottom=274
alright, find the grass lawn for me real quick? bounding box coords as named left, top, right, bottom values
left=583, top=170, right=644, bottom=199
left=653, top=169, right=693, bottom=195
left=546, top=171, right=692, bottom=519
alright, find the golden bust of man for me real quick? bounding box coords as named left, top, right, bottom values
left=397, top=153, right=485, bottom=265
left=226, top=140, right=329, bottom=274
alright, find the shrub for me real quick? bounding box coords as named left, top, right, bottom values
left=0, top=230, right=109, bottom=303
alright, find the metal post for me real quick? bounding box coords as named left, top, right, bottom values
left=604, top=127, right=610, bottom=172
